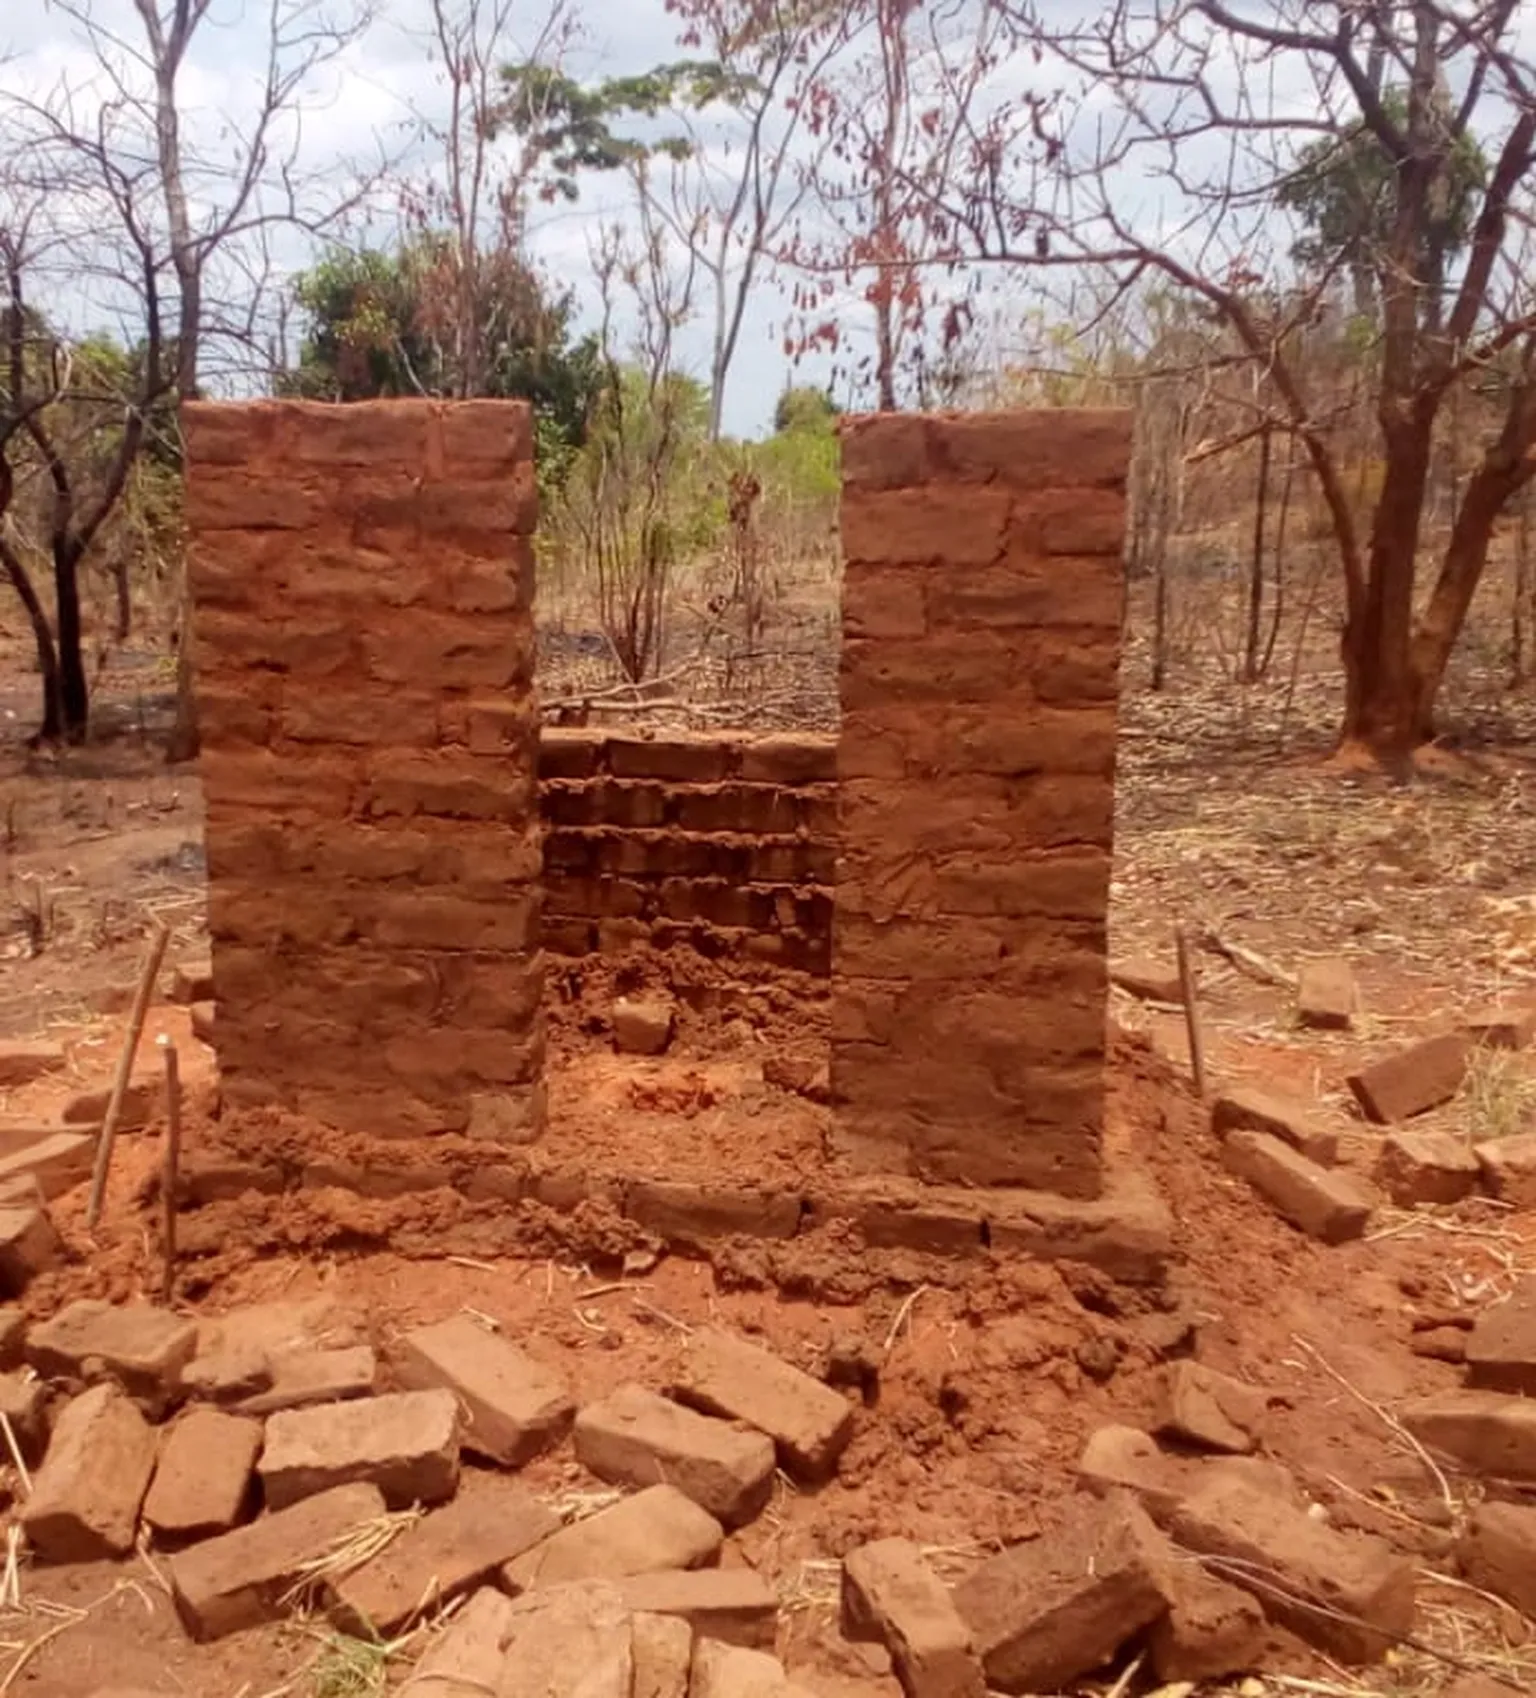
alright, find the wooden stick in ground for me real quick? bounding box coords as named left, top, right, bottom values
left=158, top=1033, right=182, bottom=1305
left=86, top=919, right=171, bottom=1228
left=1176, top=924, right=1208, bottom=1100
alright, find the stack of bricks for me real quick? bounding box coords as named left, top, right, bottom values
left=831, top=410, right=1130, bottom=1199
left=183, top=399, right=545, bottom=1140
left=540, top=731, right=834, bottom=974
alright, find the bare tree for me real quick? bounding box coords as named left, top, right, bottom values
left=896, top=0, right=1536, bottom=760
left=10, top=0, right=377, bottom=753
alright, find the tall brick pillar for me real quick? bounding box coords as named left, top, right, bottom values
left=830, top=410, right=1130, bottom=1198
left=183, top=399, right=545, bottom=1140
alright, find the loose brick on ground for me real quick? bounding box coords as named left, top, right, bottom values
left=258, top=1389, right=460, bottom=1510
left=0, top=1371, right=47, bottom=1463
left=395, top=1314, right=573, bottom=1466
left=499, top=1581, right=633, bottom=1698
left=1457, top=1501, right=1536, bottom=1617
left=171, top=1482, right=387, bottom=1641
left=574, top=1383, right=775, bottom=1528
left=503, top=1484, right=722, bottom=1592
left=144, top=1408, right=262, bottom=1540
left=238, top=1345, right=375, bottom=1414
left=21, top=1383, right=158, bottom=1562
left=1110, top=959, right=1183, bottom=1004
left=0, top=1132, right=93, bottom=1200
left=673, top=1326, right=854, bottom=1481
left=396, top=1587, right=516, bottom=1696
left=1375, top=1130, right=1481, bottom=1207
left=0, top=1041, right=66, bottom=1087
left=1463, top=1005, right=1536, bottom=1051
left=190, top=1001, right=216, bottom=1044
left=1401, top=1389, right=1536, bottom=1480
left=331, top=1484, right=558, bottom=1636
left=183, top=1344, right=274, bottom=1404
left=0, top=1204, right=60, bottom=1295
left=1147, top=1554, right=1268, bottom=1684
left=612, top=997, right=675, bottom=1055
left=631, top=1611, right=692, bottom=1698
left=690, top=1640, right=818, bottom=1698
left=951, top=1494, right=1170, bottom=1694
left=1078, top=1426, right=1302, bottom=1526
left=613, top=1569, right=778, bottom=1649
left=63, top=1080, right=157, bottom=1131
left=1209, top=1088, right=1338, bottom=1165
left=843, top=1537, right=985, bottom=1698
left=1154, top=1362, right=1267, bottom=1455
left=1169, top=1473, right=1415, bottom=1662
left=1222, top=1130, right=1374, bottom=1243
left=1347, top=1033, right=1470, bottom=1123
left=171, top=957, right=215, bottom=1003
left=1475, top=1133, right=1536, bottom=1209
left=1464, top=1279, right=1536, bottom=1395
left=27, top=1299, right=197, bottom=1405
left=0, top=1307, right=25, bottom=1367
left=1296, top=958, right=1357, bottom=1029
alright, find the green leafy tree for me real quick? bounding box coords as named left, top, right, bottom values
left=772, top=384, right=837, bottom=435
left=285, top=236, right=603, bottom=486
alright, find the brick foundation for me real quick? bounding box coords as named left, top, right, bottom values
left=831, top=410, right=1130, bottom=1197
left=184, top=399, right=546, bottom=1140
left=539, top=730, right=835, bottom=973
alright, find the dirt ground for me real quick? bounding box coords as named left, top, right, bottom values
left=5, top=612, right=1536, bottom=1696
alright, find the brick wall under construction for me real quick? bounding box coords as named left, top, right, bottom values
left=184, top=398, right=546, bottom=1141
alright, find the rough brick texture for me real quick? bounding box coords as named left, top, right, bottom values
left=184, top=399, right=545, bottom=1139
left=832, top=410, right=1129, bottom=1195
left=539, top=730, right=834, bottom=976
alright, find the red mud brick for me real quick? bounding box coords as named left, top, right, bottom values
left=1375, top=1129, right=1481, bottom=1207
left=1210, top=1087, right=1339, bottom=1166
left=331, top=1484, right=558, bottom=1636
left=1110, top=959, right=1183, bottom=1004
left=1077, top=1426, right=1301, bottom=1527
left=611, top=997, right=675, bottom=1056
left=183, top=1345, right=274, bottom=1404
left=674, top=1327, right=854, bottom=1482
left=843, top=1537, right=986, bottom=1698
left=1463, top=1005, right=1536, bottom=1051
left=169, top=1481, right=387, bottom=1642
left=625, top=1181, right=803, bottom=1247
left=1222, top=1130, right=1374, bottom=1243
left=1154, top=1362, right=1267, bottom=1455
left=632, top=1611, right=692, bottom=1698
left=171, top=958, right=215, bottom=1003
left=62, top=1079, right=158, bottom=1131
left=1465, top=1281, right=1536, bottom=1395
left=1347, top=1033, right=1470, bottom=1123
left=0, top=1308, right=26, bottom=1368
left=690, top=1640, right=818, bottom=1698
left=0, top=1204, right=60, bottom=1294
left=1457, top=1501, right=1536, bottom=1616
left=178, top=1152, right=285, bottom=1205
left=0, top=1372, right=48, bottom=1463
left=395, top=1586, right=517, bottom=1694
left=1296, top=958, right=1358, bottom=1030
left=1401, top=1390, right=1536, bottom=1480
left=395, top=1314, right=574, bottom=1466
left=575, top=1384, right=775, bottom=1528
left=0, top=1041, right=65, bottom=1087
left=190, top=1001, right=216, bottom=1045
left=499, top=1581, right=633, bottom=1698
left=614, top=1569, right=778, bottom=1650
left=1411, top=1326, right=1469, bottom=1364
left=1474, top=1133, right=1536, bottom=1208
left=951, top=1494, right=1170, bottom=1695
left=1147, top=1555, right=1268, bottom=1684
left=0, top=1132, right=93, bottom=1200
left=27, top=1299, right=198, bottom=1404
left=1169, top=1474, right=1416, bottom=1663
left=502, top=1484, right=722, bottom=1592
left=21, top=1383, right=157, bottom=1562
left=258, top=1389, right=460, bottom=1510
left=144, top=1409, right=262, bottom=1540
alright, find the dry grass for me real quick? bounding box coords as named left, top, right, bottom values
left=1460, top=1048, right=1536, bottom=1144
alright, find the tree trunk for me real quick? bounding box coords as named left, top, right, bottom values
left=53, top=540, right=89, bottom=741
left=1, top=544, right=65, bottom=743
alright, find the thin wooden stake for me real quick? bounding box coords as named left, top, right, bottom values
left=158, top=1034, right=182, bottom=1305
left=86, top=919, right=170, bottom=1228
left=1176, top=924, right=1208, bottom=1100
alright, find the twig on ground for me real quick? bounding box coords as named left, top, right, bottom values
left=883, top=1285, right=930, bottom=1352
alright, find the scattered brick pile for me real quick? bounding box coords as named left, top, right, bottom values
left=0, top=1285, right=1520, bottom=1698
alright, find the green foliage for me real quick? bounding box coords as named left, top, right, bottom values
left=772, top=384, right=836, bottom=436
left=495, top=58, right=757, bottom=203
left=284, top=237, right=602, bottom=467
left=1278, top=88, right=1487, bottom=289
